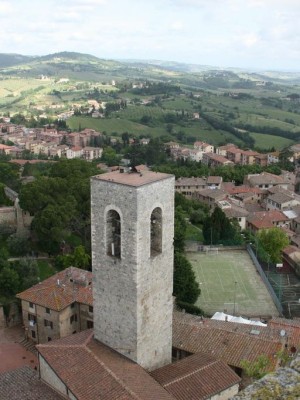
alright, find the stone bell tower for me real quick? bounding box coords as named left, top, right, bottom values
left=91, top=168, right=174, bottom=371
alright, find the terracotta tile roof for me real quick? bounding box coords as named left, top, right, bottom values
left=37, top=330, right=175, bottom=400
left=282, top=245, right=300, bottom=256
left=71, top=146, right=82, bottom=151
left=173, top=312, right=282, bottom=370
left=268, top=318, right=300, bottom=349
left=242, top=150, right=259, bottom=156
left=217, top=143, right=237, bottom=150
left=207, top=176, right=222, bottom=184
left=17, top=267, right=93, bottom=311
left=175, top=177, right=206, bottom=186
left=197, top=188, right=227, bottom=200
left=223, top=205, right=249, bottom=218
left=254, top=153, right=268, bottom=160
left=227, top=185, right=263, bottom=195
left=151, top=352, right=240, bottom=400
left=247, top=210, right=289, bottom=229
left=227, top=147, right=242, bottom=154
left=204, top=153, right=234, bottom=164
left=247, top=172, right=285, bottom=186
left=0, top=366, right=63, bottom=400
left=267, top=192, right=295, bottom=205
left=194, top=141, right=211, bottom=147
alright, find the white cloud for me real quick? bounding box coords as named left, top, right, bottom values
left=170, top=21, right=184, bottom=31
left=242, top=34, right=260, bottom=48
left=0, top=0, right=299, bottom=69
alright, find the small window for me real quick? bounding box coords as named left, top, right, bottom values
left=87, top=320, right=94, bottom=329
left=44, top=319, right=53, bottom=329
left=71, top=303, right=75, bottom=309
left=106, top=210, right=121, bottom=258
left=150, top=207, right=162, bottom=257
left=70, top=314, right=78, bottom=324
left=89, top=306, right=93, bottom=313
left=47, top=337, right=52, bottom=342
left=29, top=302, right=34, bottom=309
left=31, top=330, right=36, bottom=339
left=45, top=308, right=50, bottom=314
left=28, top=314, right=36, bottom=323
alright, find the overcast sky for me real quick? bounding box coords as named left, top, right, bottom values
left=1, top=0, right=300, bottom=71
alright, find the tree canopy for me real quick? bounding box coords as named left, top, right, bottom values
left=173, top=195, right=201, bottom=306
left=19, top=159, right=99, bottom=254
left=202, top=207, right=242, bottom=245
left=257, top=228, right=289, bottom=263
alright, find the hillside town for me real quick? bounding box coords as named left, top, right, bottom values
left=0, top=120, right=300, bottom=399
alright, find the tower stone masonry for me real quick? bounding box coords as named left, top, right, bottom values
left=91, top=169, right=175, bottom=371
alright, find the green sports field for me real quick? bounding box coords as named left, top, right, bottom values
left=188, top=250, right=279, bottom=318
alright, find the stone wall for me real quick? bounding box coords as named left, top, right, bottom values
left=91, top=173, right=174, bottom=371
left=39, top=355, right=69, bottom=397
left=0, top=200, right=33, bottom=237
left=0, top=207, right=16, bottom=234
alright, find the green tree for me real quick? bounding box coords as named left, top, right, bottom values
left=240, top=355, right=271, bottom=380
left=72, top=245, right=90, bottom=269
left=101, top=146, right=120, bottom=166
left=0, top=183, right=12, bottom=206
left=257, top=228, right=289, bottom=263
left=173, top=252, right=200, bottom=304
left=174, top=206, right=187, bottom=253
left=0, top=163, right=20, bottom=190
left=12, top=258, right=39, bottom=291
left=7, top=235, right=29, bottom=256
left=0, top=266, right=20, bottom=297
left=55, top=245, right=91, bottom=270
left=203, top=207, right=240, bottom=245
left=19, top=159, right=99, bottom=254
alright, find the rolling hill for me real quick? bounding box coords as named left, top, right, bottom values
left=1, top=51, right=300, bottom=150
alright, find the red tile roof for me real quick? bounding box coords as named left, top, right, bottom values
left=17, top=267, right=93, bottom=311
left=227, top=185, right=263, bottom=195
left=247, top=210, right=289, bottom=229
left=207, top=176, right=222, bottom=184
left=37, top=330, right=175, bottom=400
left=151, top=352, right=240, bottom=400
left=173, top=312, right=283, bottom=370
left=0, top=366, right=63, bottom=400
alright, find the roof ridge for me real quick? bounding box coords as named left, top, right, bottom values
left=163, top=359, right=219, bottom=387
left=85, top=344, right=143, bottom=400
left=177, top=318, right=283, bottom=344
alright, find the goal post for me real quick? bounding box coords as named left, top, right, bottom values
left=205, top=247, right=219, bottom=255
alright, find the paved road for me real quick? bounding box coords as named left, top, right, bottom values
left=0, top=325, right=38, bottom=373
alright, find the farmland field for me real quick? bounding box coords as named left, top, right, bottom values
left=250, top=132, right=295, bottom=149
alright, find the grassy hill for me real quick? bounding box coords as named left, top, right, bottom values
left=1, top=51, right=300, bottom=150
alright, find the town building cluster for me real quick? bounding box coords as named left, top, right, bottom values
left=0, top=123, right=103, bottom=160
left=166, top=140, right=283, bottom=166
left=15, top=167, right=300, bottom=399
left=176, top=170, right=298, bottom=233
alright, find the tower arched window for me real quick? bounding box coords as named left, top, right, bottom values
left=106, top=210, right=121, bottom=258
left=150, top=207, right=162, bottom=257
